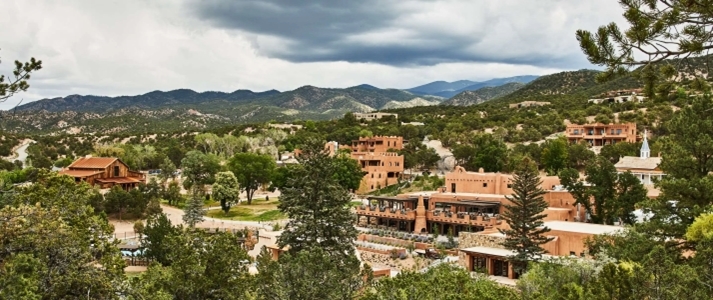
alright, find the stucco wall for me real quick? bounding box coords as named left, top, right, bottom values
left=456, top=232, right=507, bottom=268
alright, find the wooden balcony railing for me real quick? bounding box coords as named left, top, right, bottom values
left=427, top=211, right=501, bottom=227
left=357, top=205, right=416, bottom=220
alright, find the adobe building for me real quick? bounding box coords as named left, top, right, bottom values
left=566, top=122, right=638, bottom=146
left=59, top=156, right=145, bottom=190
left=614, top=130, right=664, bottom=185
left=328, top=136, right=406, bottom=194
left=458, top=221, right=621, bottom=279
left=356, top=166, right=585, bottom=235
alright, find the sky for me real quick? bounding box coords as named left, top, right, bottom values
left=0, top=0, right=627, bottom=109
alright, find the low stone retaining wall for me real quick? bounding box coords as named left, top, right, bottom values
left=358, top=234, right=458, bottom=256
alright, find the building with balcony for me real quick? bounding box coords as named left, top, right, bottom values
left=326, top=136, right=405, bottom=194
left=59, top=156, right=146, bottom=190
left=614, top=130, right=664, bottom=185
left=566, top=122, right=638, bottom=146
left=354, top=165, right=628, bottom=280
left=345, top=136, right=405, bottom=153
left=355, top=166, right=586, bottom=236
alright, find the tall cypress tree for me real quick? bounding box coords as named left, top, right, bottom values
left=499, top=157, right=553, bottom=275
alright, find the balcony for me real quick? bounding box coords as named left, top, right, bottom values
left=357, top=205, right=416, bottom=220
left=427, top=211, right=501, bottom=227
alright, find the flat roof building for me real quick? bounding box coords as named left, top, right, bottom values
left=566, top=122, right=638, bottom=146
left=353, top=112, right=398, bottom=121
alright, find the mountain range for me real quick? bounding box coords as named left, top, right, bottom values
left=5, top=71, right=641, bottom=134
left=407, top=75, right=539, bottom=98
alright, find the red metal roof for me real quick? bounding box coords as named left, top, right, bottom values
left=95, top=177, right=141, bottom=184
left=59, top=170, right=104, bottom=177
left=68, top=157, right=119, bottom=169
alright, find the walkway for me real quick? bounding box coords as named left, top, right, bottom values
left=111, top=204, right=285, bottom=258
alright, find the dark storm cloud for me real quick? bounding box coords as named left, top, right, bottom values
left=186, top=0, right=596, bottom=68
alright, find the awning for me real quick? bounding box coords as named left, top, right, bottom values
left=455, top=200, right=501, bottom=208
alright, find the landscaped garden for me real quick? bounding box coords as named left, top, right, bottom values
left=206, top=198, right=285, bottom=221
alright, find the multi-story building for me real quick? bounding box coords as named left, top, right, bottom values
left=353, top=112, right=398, bottom=121
left=355, top=166, right=585, bottom=235
left=59, top=156, right=145, bottom=190
left=345, top=136, right=404, bottom=152
left=326, top=136, right=405, bottom=194
left=566, top=122, right=638, bottom=146
left=354, top=165, right=621, bottom=280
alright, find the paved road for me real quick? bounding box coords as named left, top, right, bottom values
left=112, top=204, right=285, bottom=257
left=5, top=140, right=34, bottom=167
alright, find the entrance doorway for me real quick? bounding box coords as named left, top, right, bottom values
left=451, top=183, right=456, bottom=193
left=493, top=259, right=509, bottom=277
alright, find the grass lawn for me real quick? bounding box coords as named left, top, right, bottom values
left=207, top=199, right=285, bottom=221
left=126, top=271, right=144, bottom=278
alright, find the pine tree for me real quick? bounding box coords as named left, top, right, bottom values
left=499, top=157, right=553, bottom=275
left=576, top=0, right=713, bottom=91
left=277, top=139, right=358, bottom=257
left=183, top=191, right=205, bottom=228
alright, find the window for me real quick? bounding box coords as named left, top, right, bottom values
left=569, top=251, right=576, bottom=256
left=616, top=129, right=622, bottom=134
left=482, top=183, right=487, bottom=188
left=507, top=183, right=512, bottom=188
left=472, top=257, right=487, bottom=272
left=113, top=166, right=120, bottom=177
left=371, top=174, right=374, bottom=178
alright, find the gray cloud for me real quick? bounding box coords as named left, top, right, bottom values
left=186, top=0, right=621, bottom=68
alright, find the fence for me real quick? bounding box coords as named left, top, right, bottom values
left=113, top=232, right=139, bottom=240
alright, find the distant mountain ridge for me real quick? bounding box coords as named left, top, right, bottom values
left=441, top=82, right=525, bottom=106
left=9, top=73, right=546, bottom=134
left=407, top=75, right=539, bottom=98
left=18, top=89, right=281, bottom=113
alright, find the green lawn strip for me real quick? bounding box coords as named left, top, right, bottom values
left=207, top=206, right=285, bottom=221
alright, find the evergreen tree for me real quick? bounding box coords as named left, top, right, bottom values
left=641, top=96, right=713, bottom=247
left=498, top=158, right=553, bottom=275
left=0, top=51, right=42, bottom=102
left=277, top=139, right=359, bottom=257
left=576, top=0, right=713, bottom=91
left=182, top=192, right=205, bottom=228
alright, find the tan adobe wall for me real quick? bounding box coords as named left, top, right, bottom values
left=457, top=232, right=507, bottom=268
left=566, top=123, right=638, bottom=144
left=350, top=136, right=404, bottom=152
left=445, top=166, right=567, bottom=194
left=545, top=230, right=593, bottom=256
left=353, top=152, right=404, bottom=193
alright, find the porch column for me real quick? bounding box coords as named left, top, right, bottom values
left=487, top=258, right=494, bottom=275
left=508, top=262, right=514, bottom=279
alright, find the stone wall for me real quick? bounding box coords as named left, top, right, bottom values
left=457, top=232, right=507, bottom=268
